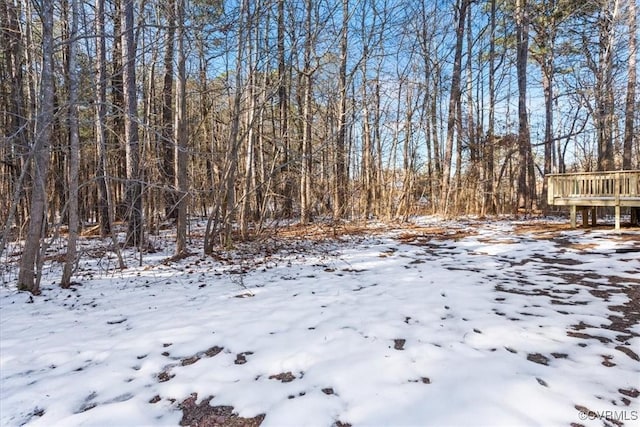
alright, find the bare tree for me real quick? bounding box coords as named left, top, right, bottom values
left=218, top=0, right=248, bottom=247
left=596, top=0, right=619, bottom=171
left=300, top=0, right=314, bottom=225
left=334, top=0, right=349, bottom=219
left=94, top=0, right=111, bottom=237
left=122, top=0, right=143, bottom=247
left=484, top=0, right=497, bottom=215
left=174, top=0, right=188, bottom=254
left=531, top=0, right=559, bottom=210
left=162, top=0, right=176, bottom=220
left=440, top=0, right=469, bottom=214
left=61, top=0, right=80, bottom=287
left=515, top=0, right=534, bottom=212
left=278, top=0, right=293, bottom=219
left=623, top=0, right=636, bottom=170
left=0, top=0, right=29, bottom=256
left=18, top=0, right=55, bottom=294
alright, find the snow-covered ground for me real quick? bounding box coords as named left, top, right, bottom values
left=1, top=218, right=639, bottom=427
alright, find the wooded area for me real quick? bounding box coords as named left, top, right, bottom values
left=1, top=0, right=638, bottom=293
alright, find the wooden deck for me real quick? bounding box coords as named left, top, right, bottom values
left=547, top=170, right=640, bottom=230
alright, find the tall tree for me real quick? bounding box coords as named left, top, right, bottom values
left=278, top=0, right=292, bottom=218
left=531, top=0, right=561, bottom=210
left=122, top=0, right=143, bottom=246
left=595, top=0, right=618, bottom=171
left=484, top=0, right=497, bottom=215
left=239, top=0, right=260, bottom=239
left=440, top=0, right=469, bottom=214
left=61, top=0, right=80, bottom=287
left=111, top=0, right=125, bottom=219
left=623, top=0, right=636, bottom=170
left=334, top=0, right=349, bottom=219
left=18, top=0, right=55, bottom=294
left=162, top=0, right=177, bottom=219
left=300, top=0, right=314, bottom=224
left=220, top=0, right=248, bottom=246
left=515, top=0, right=533, bottom=211
left=0, top=0, right=29, bottom=255
left=94, top=0, right=111, bottom=237
left=174, top=0, right=188, bottom=254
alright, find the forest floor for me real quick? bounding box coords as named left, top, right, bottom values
left=1, top=216, right=639, bottom=427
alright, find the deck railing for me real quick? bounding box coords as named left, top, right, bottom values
left=546, top=170, right=640, bottom=230
left=547, top=170, right=640, bottom=205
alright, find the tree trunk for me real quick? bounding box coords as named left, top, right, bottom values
left=440, top=0, right=468, bottom=215
left=516, top=0, right=532, bottom=212
left=540, top=51, right=554, bottom=210
left=240, top=14, right=257, bottom=240
left=18, top=0, right=55, bottom=294
left=94, top=0, right=111, bottom=237
left=484, top=0, right=496, bottom=215
left=221, top=0, right=248, bottom=246
left=0, top=0, right=30, bottom=256
left=596, top=0, right=618, bottom=171
left=300, top=0, right=313, bottom=224
left=623, top=0, right=636, bottom=170
left=175, top=0, right=188, bottom=254
left=334, top=0, right=348, bottom=219
left=361, top=65, right=373, bottom=219
left=162, top=0, right=176, bottom=219
left=277, top=0, right=292, bottom=219
left=111, top=0, right=126, bottom=221
left=122, top=0, right=143, bottom=247
left=62, top=0, right=80, bottom=288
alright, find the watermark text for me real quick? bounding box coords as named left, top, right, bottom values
left=577, top=409, right=638, bottom=422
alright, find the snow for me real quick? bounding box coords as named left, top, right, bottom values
left=1, top=218, right=639, bottom=426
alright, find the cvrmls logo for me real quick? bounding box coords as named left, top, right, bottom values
left=578, top=410, right=638, bottom=422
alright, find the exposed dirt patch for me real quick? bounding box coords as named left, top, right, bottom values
left=268, top=372, right=296, bottom=383
left=157, top=346, right=225, bottom=383
left=619, top=388, right=640, bottom=399
left=396, top=227, right=477, bottom=244
left=614, top=346, right=640, bottom=362
left=605, top=285, right=640, bottom=340
left=567, top=331, right=611, bottom=343
left=527, top=353, right=550, bottom=366
left=205, top=346, right=224, bottom=357
left=514, top=221, right=640, bottom=236
left=157, top=370, right=175, bottom=383
left=393, top=339, right=406, bottom=350
left=182, top=356, right=200, bottom=366
left=179, top=393, right=265, bottom=427
left=234, top=352, right=253, bottom=365
left=273, top=222, right=375, bottom=240
left=535, top=256, right=582, bottom=266
left=512, top=222, right=574, bottom=236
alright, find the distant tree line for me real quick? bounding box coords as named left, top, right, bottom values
left=0, top=0, right=637, bottom=293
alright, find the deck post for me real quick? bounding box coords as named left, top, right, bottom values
left=614, top=172, right=620, bottom=231
left=582, top=208, right=589, bottom=227
left=547, top=176, right=554, bottom=206
left=570, top=205, right=577, bottom=228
